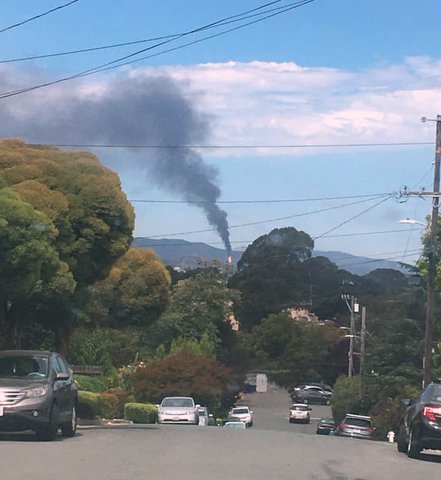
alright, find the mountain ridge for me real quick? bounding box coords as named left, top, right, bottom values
left=133, top=237, right=409, bottom=276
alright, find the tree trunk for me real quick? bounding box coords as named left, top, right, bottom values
left=0, top=296, right=13, bottom=349
left=54, top=322, right=70, bottom=356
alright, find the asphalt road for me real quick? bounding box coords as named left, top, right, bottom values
left=1, top=386, right=440, bottom=480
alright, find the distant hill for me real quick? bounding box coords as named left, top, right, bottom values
left=133, top=237, right=409, bottom=276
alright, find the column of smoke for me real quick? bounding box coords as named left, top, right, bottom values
left=0, top=74, right=232, bottom=256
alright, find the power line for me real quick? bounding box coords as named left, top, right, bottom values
left=0, top=0, right=315, bottom=100
left=313, top=196, right=393, bottom=240
left=0, top=0, right=286, bottom=64
left=39, top=141, right=434, bottom=149
left=130, top=192, right=392, bottom=205
left=0, top=0, right=80, bottom=34
left=339, top=250, right=423, bottom=268
left=134, top=229, right=420, bottom=247
left=147, top=195, right=389, bottom=238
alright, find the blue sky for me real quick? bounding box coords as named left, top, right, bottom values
left=2, top=0, right=441, bottom=265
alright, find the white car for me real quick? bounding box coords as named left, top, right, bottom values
left=157, top=397, right=199, bottom=424
left=229, top=406, right=253, bottom=426
left=289, top=404, right=311, bottom=423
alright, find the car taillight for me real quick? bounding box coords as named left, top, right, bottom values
left=339, top=424, right=348, bottom=429
left=367, top=427, right=374, bottom=434
left=423, top=406, right=441, bottom=422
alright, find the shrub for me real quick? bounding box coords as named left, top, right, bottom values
left=74, top=374, right=106, bottom=393
left=77, top=391, right=101, bottom=419
left=124, top=403, right=158, bottom=424
left=131, top=351, right=233, bottom=412
left=99, top=392, right=121, bottom=419
left=331, top=376, right=365, bottom=423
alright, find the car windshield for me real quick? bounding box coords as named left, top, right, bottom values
left=232, top=408, right=249, bottom=414
left=344, top=418, right=372, bottom=428
left=0, top=355, right=48, bottom=378
left=161, top=398, right=194, bottom=408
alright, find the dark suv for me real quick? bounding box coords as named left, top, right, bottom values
left=397, top=383, right=441, bottom=458
left=0, top=350, right=78, bottom=441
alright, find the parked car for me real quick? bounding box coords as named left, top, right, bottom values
left=396, top=382, right=441, bottom=458
left=292, top=384, right=332, bottom=398
left=292, top=389, right=331, bottom=405
left=316, top=418, right=336, bottom=435
left=289, top=404, right=311, bottom=424
left=228, top=406, right=253, bottom=426
left=335, top=414, right=374, bottom=439
left=0, top=350, right=78, bottom=441
left=157, top=397, right=199, bottom=424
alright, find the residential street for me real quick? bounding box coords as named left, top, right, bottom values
left=1, top=386, right=440, bottom=480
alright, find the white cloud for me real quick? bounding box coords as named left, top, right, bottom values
left=1, top=56, right=441, bottom=154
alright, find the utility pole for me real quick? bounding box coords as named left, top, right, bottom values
left=359, top=306, right=366, bottom=397
left=402, top=115, right=441, bottom=387
left=342, top=294, right=357, bottom=378
left=423, top=116, right=441, bottom=387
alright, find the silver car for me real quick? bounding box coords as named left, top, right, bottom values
left=157, top=397, right=199, bottom=424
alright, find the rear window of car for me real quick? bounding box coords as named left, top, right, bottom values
left=344, top=418, right=371, bottom=428
left=429, top=385, right=441, bottom=404
left=162, top=398, right=194, bottom=408
left=291, top=406, right=308, bottom=411
left=232, top=408, right=249, bottom=414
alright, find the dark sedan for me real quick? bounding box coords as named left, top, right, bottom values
left=316, top=418, right=336, bottom=435
left=397, top=382, right=441, bottom=458
left=291, top=389, right=331, bottom=405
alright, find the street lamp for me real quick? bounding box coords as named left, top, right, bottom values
left=399, top=218, right=428, bottom=227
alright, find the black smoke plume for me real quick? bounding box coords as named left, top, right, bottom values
left=0, top=73, right=232, bottom=254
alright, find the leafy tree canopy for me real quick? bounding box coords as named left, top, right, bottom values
left=0, top=139, right=135, bottom=286
left=86, top=247, right=171, bottom=329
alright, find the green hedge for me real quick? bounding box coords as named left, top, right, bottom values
left=74, top=375, right=106, bottom=393
left=77, top=391, right=101, bottom=419
left=124, top=402, right=158, bottom=424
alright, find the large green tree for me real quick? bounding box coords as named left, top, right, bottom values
left=86, top=247, right=171, bottom=328
left=145, top=269, right=239, bottom=355
left=0, top=139, right=135, bottom=351
left=0, top=186, right=75, bottom=347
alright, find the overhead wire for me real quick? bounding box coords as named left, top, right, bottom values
left=146, top=194, right=390, bottom=238
left=134, top=229, right=420, bottom=247
left=0, top=0, right=315, bottom=100
left=0, top=0, right=80, bottom=34
left=313, top=196, right=393, bottom=240
left=0, top=0, right=286, bottom=64
left=39, top=141, right=434, bottom=149
left=129, top=192, right=392, bottom=205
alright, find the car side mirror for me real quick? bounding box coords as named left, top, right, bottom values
left=196, top=404, right=201, bottom=408
left=55, top=372, right=70, bottom=381
left=250, top=411, right=253, bottom=414
left=401, top=398, right=411, bottom=407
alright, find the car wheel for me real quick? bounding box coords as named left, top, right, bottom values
left=61, top=404, right=77, bottom=437
left=396, top=425, right=408, bottom=453
left=407, top=427, right=422, bottom=459
left=36, top=404, right=59, bottom=441
left=289, top=418, right=294, bottom=424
